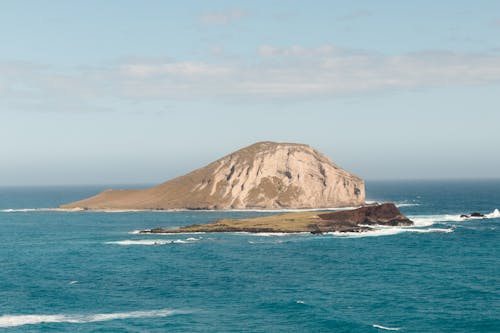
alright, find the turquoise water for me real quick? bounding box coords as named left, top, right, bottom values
left=0, top=180, right=499, bottom=332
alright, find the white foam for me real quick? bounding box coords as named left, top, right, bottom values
left=68, top=281, right=78, bottom=285
left=365, top=200, right=419, bottom=208
left=0, top=308, right=186, bottom=328
left=106, top=238, right=200, bottom=246
left=395, top=203, right=420, bottom=207
left=246, top=232, right=307, bottom=237
left=327, top=228, right=405, bottom=238
left=0, top=208, right=52, bottom=213
left=296, top=300, right=305, bottom=304
left=327, top=226, right=454, bottom=238
left=405, top=228, right=454, bottom=233
left=486, top=208, right=500, bottom=218
left=373, top=324, right=400, bottom=331
left=0, top=207, right=88, bottom=213
left=410, top=214, right=464, bottom=226
left=410, top=208, right=500, bottom=227
left=138, top=230, right=206, bottom=235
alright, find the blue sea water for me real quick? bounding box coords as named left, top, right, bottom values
left=0, top=180, right=499, bottom=332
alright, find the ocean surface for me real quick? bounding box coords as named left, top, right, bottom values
left=0, top=180, right=499, bottom=332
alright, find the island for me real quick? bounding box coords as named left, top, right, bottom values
left=60, top=141, right=365, bottom=211
left=139, top=203, right=413, bottom=234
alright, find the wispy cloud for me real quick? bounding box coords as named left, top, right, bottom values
left=339, top=9, right=373, bottom=20
left=199, top=9, right=247, bottom=25
left=2, top=45, right=500, bottom=112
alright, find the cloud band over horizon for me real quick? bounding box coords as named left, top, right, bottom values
left=2, top=45, right=500, bottom=112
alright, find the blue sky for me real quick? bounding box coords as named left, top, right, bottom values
left=1, top=1, right=500, bottom=185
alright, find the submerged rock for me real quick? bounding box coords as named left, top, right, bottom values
left=470, top=212, right=485, bottom=217
left=461, top=212, right=485, bottom=218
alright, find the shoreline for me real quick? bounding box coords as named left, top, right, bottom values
left=1, top=206, right=369, bottom=214
left=138, top=203, right=414, bottom=235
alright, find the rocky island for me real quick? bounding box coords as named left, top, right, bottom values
left=140, top=203, right=413, bottom=234
left=60, top=141, right=365, bottom=210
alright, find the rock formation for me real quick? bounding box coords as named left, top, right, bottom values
left=317, top=203, right=413, bottom=226
left=460, top=212, right=485, bottom=218
left=140, top=203, right=413, bottom=234
left=60, top=141, right=365, bottom=210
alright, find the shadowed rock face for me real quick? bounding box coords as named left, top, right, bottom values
left=60, top=141, right=365, bottom=210
left=318, top=203, right=413, bottom=226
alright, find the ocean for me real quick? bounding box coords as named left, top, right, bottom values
left=0, top=180, right=498, bottom=332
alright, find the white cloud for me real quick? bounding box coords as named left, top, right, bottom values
left=2, top=45, right=500, bottom=111
left=110, top=46, right=500, bottom=98
left=120, top=62, right=233, bottom=77
left=339, top=9, right=374, bottom=20
left=200, top=9, right=247, bottom=25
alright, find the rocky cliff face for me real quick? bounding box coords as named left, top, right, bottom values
left=60, top=141, right=365, bottom=210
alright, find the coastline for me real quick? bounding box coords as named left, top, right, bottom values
left=138, top=203, right=414, bottom=235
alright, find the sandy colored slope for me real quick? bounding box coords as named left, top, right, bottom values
left=61, top=141, right=365, bottom=210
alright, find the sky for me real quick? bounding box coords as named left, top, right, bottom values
left=1, top=0, right=500, bottom=186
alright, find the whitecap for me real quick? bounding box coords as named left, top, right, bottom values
left=326, top=228, right=405, bottom=238
left=0, top=308, right=187, bottom=328
left=138, top=230, right=206, bottom=235
left=0, top=208, right=51, bottom=213
left=0, top=207, right=88, bottom=213
left=105, top=238, right=200, bottom=246
left=296, top=300, right=305, bottom=304
left=373, top=324, right=400, bottom=331
left=395, top=203, right=420, bottom=207
left=68, top=281, right=78, bottom=285
left=410, top=208, right=500, bottom=227
left=105, top=240, right=171, bottom=245
left=405, top=228, right=454, bottom=233
left=365, top=200, right=419, bottom=208
left=327, top=226, right=454, bottom=238
left=486, top=208, right=500, bottom=218
left=246, top=232, right=307, bottom=237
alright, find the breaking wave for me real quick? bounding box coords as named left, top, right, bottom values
left=410, top=208, right=500, bottom=227
left=372, top=324, right=400, bottom=331
left=324, top=208, right=499, bottom=238
left=245, top=232, right=308, bottom=237
left=395, top=203, right=420, bottom=207
left=365, top=200, right=420, bottom=208
left=0, top=208, right=52, bottom=213
left=0, top=308, right=188, bottom=328
left=327, top=229, right=404, bottom=238
left=327, top=227, right=453, bottom=238
left=0, top=207, right=90, bottom=213
left=105, top=238, right=201, bottom=246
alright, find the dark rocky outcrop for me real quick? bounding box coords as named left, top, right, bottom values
left=461, top=212, right=485, bottom=218
left=318, top=203, right=413, bottom=226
